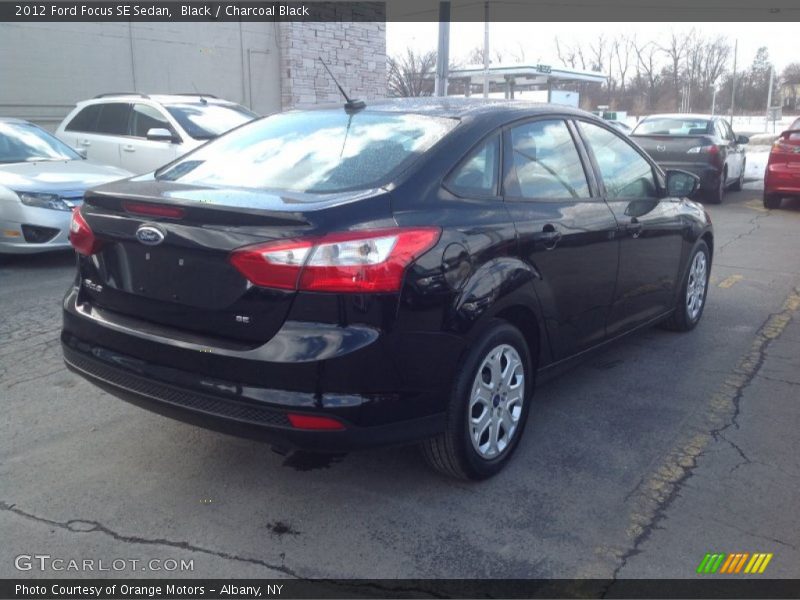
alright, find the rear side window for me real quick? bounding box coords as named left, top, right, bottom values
left=130, top=104, right=175, bottom=138
left=507, top=119, right=590, bottom=199
left=579, top=121, right=657, bottom=199
left=65, top=105, right=101, bottom=133
left=156, top=110, right=457, bottom=194
left=447, top=134, right=500, bottom=197
left=95, top=103, right=131, bottom=135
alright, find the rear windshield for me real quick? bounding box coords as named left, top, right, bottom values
left=165, top=103, right=258, bottom=140
left=156, top=109, right=457, bottom=193
left=633, top=118, right=711, bottom=136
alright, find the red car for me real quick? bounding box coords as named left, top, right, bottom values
left=764, top=116, right=800, bottom=208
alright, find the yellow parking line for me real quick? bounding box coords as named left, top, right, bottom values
left=718, top=275, right=744, bottom=289
left=745, top=199, right=767, bottom=212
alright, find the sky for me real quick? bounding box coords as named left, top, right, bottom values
left=387, top=22, right=798, bottom=74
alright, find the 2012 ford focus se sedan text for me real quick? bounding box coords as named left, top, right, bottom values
left=61, top=99, right=713, bottom=479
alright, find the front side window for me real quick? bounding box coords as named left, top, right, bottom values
left=156, top=110, right=458, bottom=195
left=579, top=121, right=657, bottom=199
left=447, top=134, right=500, bottom=197
left=507, top=119, right=590, bottom=199
left=65, top=105, right=101, bottom=133
left=130, top=104, right=175, bottom=139
left=165, top=103, right=257, bottom=140
left=0, top=121, right=81, bottom=164
left=95, top=103, right=131, bottom=135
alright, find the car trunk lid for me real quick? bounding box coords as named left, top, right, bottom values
left=76, top=180, right=392, bottom=345
left=631, top=134, right=718, bottom=165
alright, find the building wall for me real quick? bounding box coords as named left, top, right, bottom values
left=0, top=21, right=386, bottom=131
left=278, top=22, right=386, bottom=109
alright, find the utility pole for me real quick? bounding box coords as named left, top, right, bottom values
left=711, top=87, right=717, bottom=116
left=765, top=65, right=774, bottom=133
left=483, top=1, right=490, bottom=99
left=434, top=1, right=451, bottom=97
left=729, top=39, right=737, bottom=125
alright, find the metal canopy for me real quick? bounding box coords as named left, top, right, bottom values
left=448, top=63, right=608, bottom=86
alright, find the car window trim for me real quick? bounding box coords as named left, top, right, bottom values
left=501, top=115, right=599, bottom=203
left=442, top=130, right=503, bottom=201
left=573, top=116, right=665, bottom=199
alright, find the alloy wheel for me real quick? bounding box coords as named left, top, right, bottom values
left=686, top=251, right=708, bottom=322
left=468, top=344, right=525, bottom=459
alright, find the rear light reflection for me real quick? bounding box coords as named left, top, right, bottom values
left=69, top=208, right=103, bottom=256
left=229, top=227, right=441, bottom=293
left=123, top=201, right=186, bottom=219
left=287, top=413, right=346, bottom=431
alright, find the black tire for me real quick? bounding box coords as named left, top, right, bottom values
left=421, top=319, right=534, bottom=480
left=706, top=170, right=725, bottom=204
left=731, top=161, right=745, bottom=191
left=661, top=240, right=711, bottom=332
left=763, top=193, right=782, bottom=209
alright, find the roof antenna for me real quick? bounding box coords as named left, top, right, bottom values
left=318, top=57, right=366, bottom=112
left=191, top=81, right=208, bottom=104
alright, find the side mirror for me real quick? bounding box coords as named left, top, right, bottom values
left=146, top=128, right=178, bottom=143
left=665, top=169, right=699, bottom=198
left=736, top=135, right=749, bottom=144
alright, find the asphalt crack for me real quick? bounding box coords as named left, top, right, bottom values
left=0, top=500, right=297, bottom=577
left=0, top=500, right=450, bottom=598
left=718, top=210, right=769, bottom=253
left=596, top=287, right=800, bottom=594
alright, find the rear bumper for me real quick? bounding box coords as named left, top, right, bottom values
left=765, top=164, right=800, bottom=197
left=62, top=339, right=445, bottom=452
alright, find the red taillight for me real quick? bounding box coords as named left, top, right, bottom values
left=69, top=208, right=103, bottom=256
left=123, top=201, right=186, bottom=219
left=229, top=227, right=441, bottom=293
left=771, top=133, right=800, bottom=155
left=287, top=413, right=346, bottom=431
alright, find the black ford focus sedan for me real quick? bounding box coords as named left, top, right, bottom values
left=62, top=99, right=712, bottom=479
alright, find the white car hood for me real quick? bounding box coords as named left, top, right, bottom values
left=0, top=160, right=131, bottom=194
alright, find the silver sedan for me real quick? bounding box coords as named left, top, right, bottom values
left=0, top=118, right=131, bottom=254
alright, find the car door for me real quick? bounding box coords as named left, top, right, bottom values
left=122, top=103, right=182, bottom=174
left=60, top=104, right=102, bottom=153
left=79, top=102, right=130, bottom=168
left=722, top=119, right=746, bottom=180
left=502, top=118, right=619, bottom=360
left=575, top=119, right=686, bottom=337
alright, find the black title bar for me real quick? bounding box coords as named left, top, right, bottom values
left=4, top=579, right=800, bottom=599
left=2, top=2, right=384, bottom=22
left=2, top=0, right=800, bottom=22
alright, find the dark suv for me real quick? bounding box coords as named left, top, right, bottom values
left=62, top=99, right=712, bottom=479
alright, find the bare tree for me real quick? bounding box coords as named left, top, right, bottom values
left=387, top=49, right=436, bottom=97
left=555, top=38, right=586, bottom=70
left=464, top=45, right=505, bottom=67
left=632, top=39, right=662, bottom=109
left=612, top=36, right=634, bottom=94
left=661, top=30, right=691, bottom=110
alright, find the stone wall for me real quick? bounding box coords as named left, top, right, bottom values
left=279, top=22, right=387, bottom=109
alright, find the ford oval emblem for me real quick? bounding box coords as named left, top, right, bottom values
left=656, top=144, right=666, bottom=152
left=135, top=225, right=165, bottom=246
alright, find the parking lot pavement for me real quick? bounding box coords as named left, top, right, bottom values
left=2, top=190, right=799, bottom=580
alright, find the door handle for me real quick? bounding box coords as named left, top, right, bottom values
left=627, top=218, right=643, bottom=239
left=79, top=140, right=91, bottom=147
left=538, top=224, right=562, bottom=250
left=122, top=145, right=135, bottom=152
